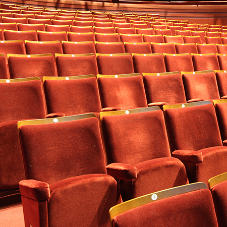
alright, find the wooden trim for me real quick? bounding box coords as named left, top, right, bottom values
left=97, top=73, right=140, bottom=78
left=209, top=172, right=227, bottom=189
left=43, top=74, right=95, bottom=81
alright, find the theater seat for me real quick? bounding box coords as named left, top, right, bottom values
left=163, top=101, right=227, bottom=185
left=18, top=114, right=121, bottom=227
left=100, top=107, right=188, bottom=201
left=110, top=183, right=218, bottom=227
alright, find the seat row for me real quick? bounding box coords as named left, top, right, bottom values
left=1, top=52, right=227, bottom=79
left=11, top=96, right=227, bottom=226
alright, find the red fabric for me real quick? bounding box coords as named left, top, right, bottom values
left=0, top=41, right=26, bottom=56
left=106, top=163, right=137, bottom=181
left=46, top=25, right=70, bottom=32
left=2, top=17, right=28, bottom=24
left=211, top=180, right=227, bottom=227
left=25, top=41, right=63, bottom=55
left=183, top=35, right=202, bottom=44
left=4, top=30, right=38, bottom=41
left=217, top=44, right=227, bottom=54
left=124, top=42, right=152, bottom=54
left=143, top=34, right=164, bottom=43
left=94, top=27, right=116, bottom=33
left=172, top=150, right=203, bottom=163
left=70, top=26, right=94, bottom=33
left=29, top=19, right=52, bottom=25
left=0, top=23, right=17, bottom=31
left=217, top=54, right=227, bottom=70
left=98, top=75, right=147, bottom=110
left=51, top=19, right=73, bottom=26
left=120, top=34, right=143, bottom=43
left=96, top=54, right=134, bottom=75
left=197, top=44, right=218, bottom=54
left=44, top=77, right=102, bottom=115
left=206, top=36, right=222, bottom=44
left=113, top=189, right=218, bottom=227
left=0, top=55, right=9, bottom=79
left=19, top=117, right=107, bottom=184
left=165, top=53, right=194, bottom=72
left=215, top=71, right=227, bottom=97
left=192, top=54, right=220, bottom=71
left=56, top=54, right=99, bottom=76
left=164, top=35, right=184, bottom=44
left=95, top=42, right=125, bottom=54
left=95, top=33, right=121, bottom=42
left=37, top=31, right=68, bottom=41
left=151, top=43, right=176, bottom=54
left=8, top=55, right=57, bottom=80
left=143, top=72, right=187, bottom=105
left=182, top=71, right=220, bottom=101
left=68, top=32, right=95, bottom=42
left=62, top=41, right=96, bottom=54
left=154, top=29, right=172, bottom=36
left=133, top=54, right=166, bottom=73
left=18, top=23, right=45, bottom=31
left=215, top=102, right=227, bottom=140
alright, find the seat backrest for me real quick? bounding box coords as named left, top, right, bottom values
left=8, top=54, right=57, bottom=80
left=151, top=43, right=176, bottom=54
left=175, top=43, right=198, bottom=54
left=68, top=32, right=95, bottom=42
left=110, top=183, right=218, bottom=227
left=95, top=33, right=121, bottom=42
left=217, top=54, right=227, bottom=70
left=38, top=31, right=68, bottom=41
left=143, top=72, right=187, bottom=105
left=100, top=107, right=171, bottom=165
left=97, top=74, right=147, bottom=110
left=197, top=43, right=218, bottom=54
left=4, top=30, right=38, bottom=41
left=96, top=53, right=134, bottom=75
left=56, top=53, right=99, bottom=76
left=43, top=75, right=102, bottom=115
left=62, top=41, right=96, bottom=54
left=18, top=114, right=107, bottom=185
left=95, top=42, right=125, bottom=54
left=163, top=101, right=223, bottom=152
left=124, top=42, right=152, bottom=54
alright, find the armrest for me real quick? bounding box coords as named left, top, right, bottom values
left=187, top=98, right=204, bottom=103
left=172, top=150, right=203, bottom=164
left=19, top=179, right=50, bottom=201
left=106, top=163, right=137, bottom=181
left=46, top=113, right=66, bottom=118
left=101, top=107, right=121, bottom=112
left=223, top=140, right=227, bottom=146
left=148, top=102, right=167, bottom=107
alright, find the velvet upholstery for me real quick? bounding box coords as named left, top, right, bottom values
left=217, top=44, right=227, bottom=54
left=94, top=27, right=116, bottom=33
left=135, top=28, right=154, bottom=35
left=101, top=108, right=188, bottom=200
left=18, top=115, right=120, bottom=227
left=164, top=53, right=194, bottom=72
left=8, top=54, right=57, bottom=80
left=0, top=41, right=26, bottom=56
left=56, top=53, right=98, bottom=76
left=37, top=31, right=68, bottom=41
left=206, top=36, right=222, bottom=44
left=51, top=19, right=73, bottom=26
left=133, top=53, right=166, bottom=74
left=143, top=72, right=187, bottom=105
left=98, top=74, right=147, bottom=110
left=210, top=178, right=227, bottom=227
left=25, top=41, right=63, bottom=55
left=62, top=41, right=96, bottom=54
left=182, top=71, right=220, bottom=102
left=0, top=54, right=10, bottom=79
left=29, top=19, right=52, bottom=25
left=95, top=42, right=125, bottom=54
left=4, top=30, right=38, bottom=41
left=120, top=34, right=143, bottom=43
left=2, top=17, right=28, bottom=24
left=18, top=23, right=45, bottom=31
left=68, top=32, right=95, bottom=42
left=112, top=188, right=218, bottom=227
left=70, top=25, right=94, bottom=33
left=176, top=30, right=192, bottom=36
left=154, top=28, right=172, bottom=36
left=164, top=35, right=184, bottom=43
left=197, top=44, right=218, bottom=54
left=215, top=70, right=227, bottom=98
left=151, top=43, right=176, bottom=54
left=46, top=25, right=70, bottom=32
left=0, top=23, right=18, bottom=31
left=124, top=42, right=152, bottom=54
left=183, top=36, right=202, bottom=44
left=0, top=79, right=46, bottom=190
left=95, top=33, right=121, bottom=42
left=74, top=21, right=94, bottom=27
left=192, top=31, right=206, bottom=43
left=192, top=54, right=220, bottom=71
left=116, top=27, right=136, bottom=34
left=96, top=53, right=134, bottom=75
left=143, top=34, right=164, bottom=43
left=217, top=54, right=227, bottom=70
left=43, top=75, right=102, bottom=115
left=164, top=102, right=227, bottom=184
left=175, top=43, right=198, bottom=54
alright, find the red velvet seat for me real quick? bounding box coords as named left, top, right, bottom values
left=62, top=41, right=96, bottom=54
left=209, top=172, right=227, bottom=227
left=73, top=20, right=94, bottom=27
left=197, top=43, right=218, bottom=54
left=95, top=42, right=125, bottom=54
left=46, top=24, right=70, bottom=32
left=133, top=53, right=166, bottom=73
left=182, top=70, right=220, bottom=102
left=0, top=78, right=47, bottom=202
left=18, top=114, right=120, bottom=227
left=51, top=19, right=73, bottom=26
left=70, top=25, right=94, bottom=33
left=0, top=23, right=18, bottom=31
left=120, top=34, right=143, bottom=43
left=68, top=32, right=95, bottom=42
left=154, top=28, right=172, bottom=36
left=183, top=36, right=202, bottom=44
left=135, top=28, right=154, bottom=35
left=97, top=74, right=147, bottom=110
left=143, top=34, right=164, bottom=43
left=191, top=30, right=206, bottom=43
left=95, top=33, right=121, bottom=42
left=56, top=53, right=98, bottom=76
left=143, top=71, right=187, bottom=106
left=28, top=18, right=52, bottom=25
left=206, top=36, right=222, bottom=44
left=0, top=54, right=9, bottom=79
left=96, top=53, right=134, bottom=75
left=163, top=101, right=227, bottom=185
left=25, top=41, right=63, bottom=55
left=38, top=31, right=68, bottom=41
left=175, top=43, right=198, bottom=54
left=43, top=75, right=102, bottom=116
left=8, top=54, right=57, bottom=79
left=110, top=183, right=218, bottom=227
left=116, top=27, right=136, bottom=34
left=2, top=16, right=28, bottom=24
left=164, top=35, right=184, bottom=44
left=17, top=23, right=45, bottom=31
left=216, top=44, right=227, bottom=54
left=124, top=42, right=152, bottom=54
left=215, top=70, right=227, bottom=98
left=192, top=53, right=220, bottom=71
left=4, top=30, right=38, bottom=41
left=100, top=107, right=188, bottom=200
left=94, top=26, right=116, bottom=33
left=164, top=53, right=194, bottom=72
left=151, top=43, right=176, bottom=54
left=0, top=40, right=26, bottom=56
left=175, top=30, right=192, bottom=36
left=217, top=54, right=227, bottom=70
